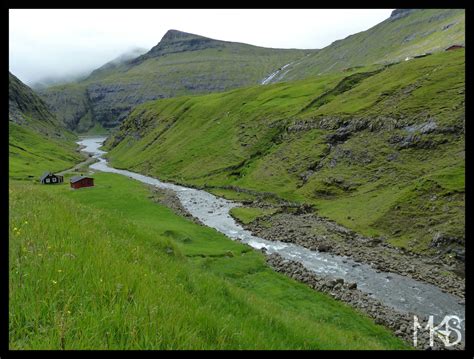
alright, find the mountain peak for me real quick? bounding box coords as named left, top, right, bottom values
left=390, top=9, right=418, bottom=20
left=161, top=29, right=207, bottom=41
left=144, top=29, right=223, bottom=58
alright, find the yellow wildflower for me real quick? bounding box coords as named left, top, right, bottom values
left=52, top=280, right=57, bottom=285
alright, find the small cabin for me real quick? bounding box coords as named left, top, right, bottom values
left=40, top=171, right=64, bottom=184
left=70, top=175, right=94, bottom=189
left=445, top=44, right=464, bottom=51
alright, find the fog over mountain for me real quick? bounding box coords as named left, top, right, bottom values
left=29, top=47, right=148, bottom=90
left=9, top=9, right=393, bottom=85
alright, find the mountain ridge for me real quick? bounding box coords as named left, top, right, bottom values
left=38, top=9, right=464, bottom=133
left=39, top=30, right=312, bottom=131
left=264, top=8, right=464, bottom=83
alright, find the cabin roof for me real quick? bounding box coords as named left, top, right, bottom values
left=40, top=171, right=64, bottom=181
left=70, top=175, right=93, bottom=183
left=40, top=171, right=52, bottom=181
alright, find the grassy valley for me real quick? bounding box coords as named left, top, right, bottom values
left=9, top=8, right=465, bottom=351
left=8, top=57, right=408, bottom=352
left=105, top=49, right=465, bottom=258
left=9, top=173, right=408, bottom=349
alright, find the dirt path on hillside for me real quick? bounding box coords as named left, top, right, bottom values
left=57, top=152, right=98, bottom=176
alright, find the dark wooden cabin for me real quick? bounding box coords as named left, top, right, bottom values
left=70, top=175, right=94, bottom=189
left=40, top=171, right=64, bottom=184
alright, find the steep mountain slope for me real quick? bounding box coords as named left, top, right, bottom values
left=9, top=72, right=82, bottom=179
left=105, top=49, right=465, bottom=263
left=85, top=47, right=148, bottom=78
left=10, top=72, right=66, bottom=136
left=266, top=9, right=465, bottom=83
left=39, top=30, right=312, bottom=132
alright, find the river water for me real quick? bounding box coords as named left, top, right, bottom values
left=79, top=136, right=465, bottom=331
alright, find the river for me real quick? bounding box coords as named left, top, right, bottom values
left=79, top=136, right=465, bottom=333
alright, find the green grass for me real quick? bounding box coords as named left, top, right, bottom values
left=207, top=188, right=258, bottom=202
left=9, top=123, right=83, bottom=181
left=230, top=207, right=279, bottom=225
left=9, top=173, right=409, bottom=349
left=106, top=49, right=465, bottom=254
left=104, top=70, right=349, bottom=181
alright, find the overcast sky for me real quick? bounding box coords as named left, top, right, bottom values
left=9, top=9, right=394, bottom=86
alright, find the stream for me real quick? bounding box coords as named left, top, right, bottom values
left=79, top=136, right=465, bottom=334
left=261, top=62, right=294, bottom=85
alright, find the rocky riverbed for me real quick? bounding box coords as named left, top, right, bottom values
left=242, top=210, right=464, bottom=299
left=148, top=186, right=204, bottom=225
left=146, top=186, right=465, bottom=349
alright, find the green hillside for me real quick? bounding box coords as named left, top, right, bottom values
left=268, top=9, right=465, bottom=83
left=105, top=48, right=465, bottom=258
left=9, top=172, right=407, bottom=349
left=39, top=30, right=312, bottom=132
left=9, top=72, right=82, bottom=180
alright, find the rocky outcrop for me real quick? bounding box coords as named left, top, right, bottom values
left=390, top=9, right=418, bottom=21
left=37, top=84, right=91, bottom=130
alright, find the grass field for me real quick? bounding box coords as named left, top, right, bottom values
left=9, top=123, right=83, bottom=181
left=230, top=207, right=279, bottom=225
left=9, top=172, right=408, bottom=349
